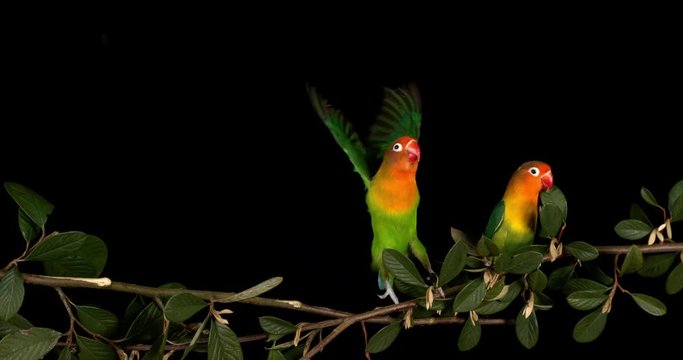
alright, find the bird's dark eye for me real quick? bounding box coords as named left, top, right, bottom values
left=528, top=167, right=540, bottom=176
left=392, top=143, right=403, bottom=152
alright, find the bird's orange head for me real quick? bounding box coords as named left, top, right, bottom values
left=509, top=161, right=554, bottom=197
left=382, top=136, right=420, bottom=173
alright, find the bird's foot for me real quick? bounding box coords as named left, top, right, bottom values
left=377, top=279, right=399, bottom=304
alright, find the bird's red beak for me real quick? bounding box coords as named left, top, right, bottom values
left=406, top=140, right=420, bottom=162
left=541, top=171, right=554, bottom=191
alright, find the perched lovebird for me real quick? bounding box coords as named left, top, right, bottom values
left=484, top=161, right=554, bottom=253
left=307, top=84, right=432, bottom=304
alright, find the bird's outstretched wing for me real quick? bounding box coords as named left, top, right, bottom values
left=368, top=83, right=422, bottom=158
left=307, top=85, right=371, bottom=187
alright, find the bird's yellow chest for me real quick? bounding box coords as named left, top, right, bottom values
left=366, top=179, right=418, bottom=214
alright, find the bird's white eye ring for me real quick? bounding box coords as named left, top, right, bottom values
left=528, top=167, right=540, bottom=176
left=392, top=143, right=403, bottom=152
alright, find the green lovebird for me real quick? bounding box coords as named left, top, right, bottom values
left=307, top=84, right=432, bottom=303
left=484, top=161, right=554, bottom=253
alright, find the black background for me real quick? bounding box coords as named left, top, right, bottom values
left=2, top=23, right=682, bottom=359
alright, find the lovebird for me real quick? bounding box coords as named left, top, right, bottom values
left=484, top=161, right=554, bottom=253
left=307, top=84, right=432, bottom=303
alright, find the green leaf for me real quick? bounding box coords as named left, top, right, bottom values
left=563, top=279, right=609, bottom=295
left=0, top=327, right=61, bottom=360
left=0, top=268, right=24, bottom=322
left=640, top=187, right=660, bottom=208
left=181, top=313, right=210, bottom=360
left=573, top=309, right=607, bottom=343
left=621, top=245, right=644, bottom=274
left=476, top=300, right=512, bottom=315
left=564, top=241, right=599, bottom=261
left=76, top=306, right=119, bottom=338
left=547, top=266, right=574, bottom=291
left=124, top=302, right=163, bottom=341
left=4, top=182, right=54, bottom=227
left=583, top=264, right=614, bottom=286
left=258, top=317, right=296, bottom=336
left=26, top=232, right=108, bottom=278
left=630, top=293, right=666, bottom=316
left=208, top=320, right=243, bottom=360
left=527, top=270, right=547, bottom=293
left=541, top=186, right=568, bottom=219
left=669, top=179, right=683, bottom=222
left=366, top=321, right=401, bottom=353
left=539, top=204, right=563, bottom=238
left=439, top=241, right=467, bottom=286
left=666, top=262, right=683, bottom=294
left=637, top=253, right=677, bottom=277
left=18, top=210, right=41, bottom=244
left=216, top=277, right=282, bottom=303
left=0, top=315, right=32, bottom=338
left=476, top=235, right=499, bottom=257
left=76, top=335, right=116, bottom=360
left=671, top=197, right=683, bottom=223
left=267, top=350, right=286, bottom=360
left=495, top=251, right=543, bottom=274
left=629, top=203, right=652, bottom=226
left=124, top=296, right=145, bottom=324
left=58, top=347, right=74, bottom=360
left=141, top=334, right=167, bottom=360
left=567, top=290, right=609, bottom=311
left=393, top=278, right=426, bottom=298
left=453, top=278, right=487, bottom=312
left=614, top=220, right=651, bottom=240
left=533, top=291, right=554, bottom=311
left=382, top=249, right=426, bottom=287
left=515, top=308, right=538, bottom=349
left=165, top=293, right=207, bottom=323
left=484, top=278, right=506, bottom=300
left=457, top=316, right=481, bottom=351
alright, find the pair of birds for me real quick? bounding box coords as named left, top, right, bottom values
left=308, top=84, right=554, bottom=304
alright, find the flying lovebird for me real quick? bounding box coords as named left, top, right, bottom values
left=307, top=84, right=432, bottom=304
left=484, top=161, right=554, bottom=253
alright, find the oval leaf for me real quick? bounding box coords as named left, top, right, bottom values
left=0, top=327, right=61, bottom=360
left=504, top=252, right=544, bottom=274
left=457, top=316, right=481, bottom=351
left=563, top=279, right=609, bottom=295
left=515, top=308, right=538, bottom=349
left=621, top=245, right=644, bottom=274
left=258, top=316, right=296, bottom=336
left=4, top=182, right=54, bottom=227
left=539, top=204, right=563, bottom=238
left=382, top=249, right=426, bottom=287
left=76, top=306, right=119, bottom=338
left=527, top=270, right=547, bottom=293
left=547, top=266, right=574, bottom=291
left=267, top=351, right=286, bottom=360
left=640, top=187, right=660, bottom=208
left=439, top=241, right=467, bottom=286
left=671, top=196, right=683, bottom=223
left=27, top=231, right=108, bottom=278
left=614, top=220, right=651, bottom=240
left=366, top=321, right=401, bottom=353
left=573, top=309, right=608, bottom=343
left=637, top=253, right=676, bottom=277
left=453, top=278, right=487, bottom=312
left=76, top=335, right=116, bottom=360
left=567, top=290, right=609, bottom=311
left=217, top=277, right=283, bottom=303
left=541, top=186, right=568, bottom=219
left=208, top=320, right=243, bottom=360
left=564, top=241, right=599, bottom=261
left=666, top=262, right=683, bottom=294
left=630, top=293, right=666, bottom=316
left=165, top=293, right=207, bottom=323
left=124, top=302, right=163, bottom=341
left=0, top=267, right=24, bottom=322
left=18, top=210, right=41, bottom=244
left=629, top=203, right=652, bottom=226
left=476, top=236, right=499, bottom=257
left=58, top=347, right=74, bottom=360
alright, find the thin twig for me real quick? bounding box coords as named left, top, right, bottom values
left=593, top=243, right=683, bottom=254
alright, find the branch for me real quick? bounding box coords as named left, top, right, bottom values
left=593, top=243, right=683, bottom=254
